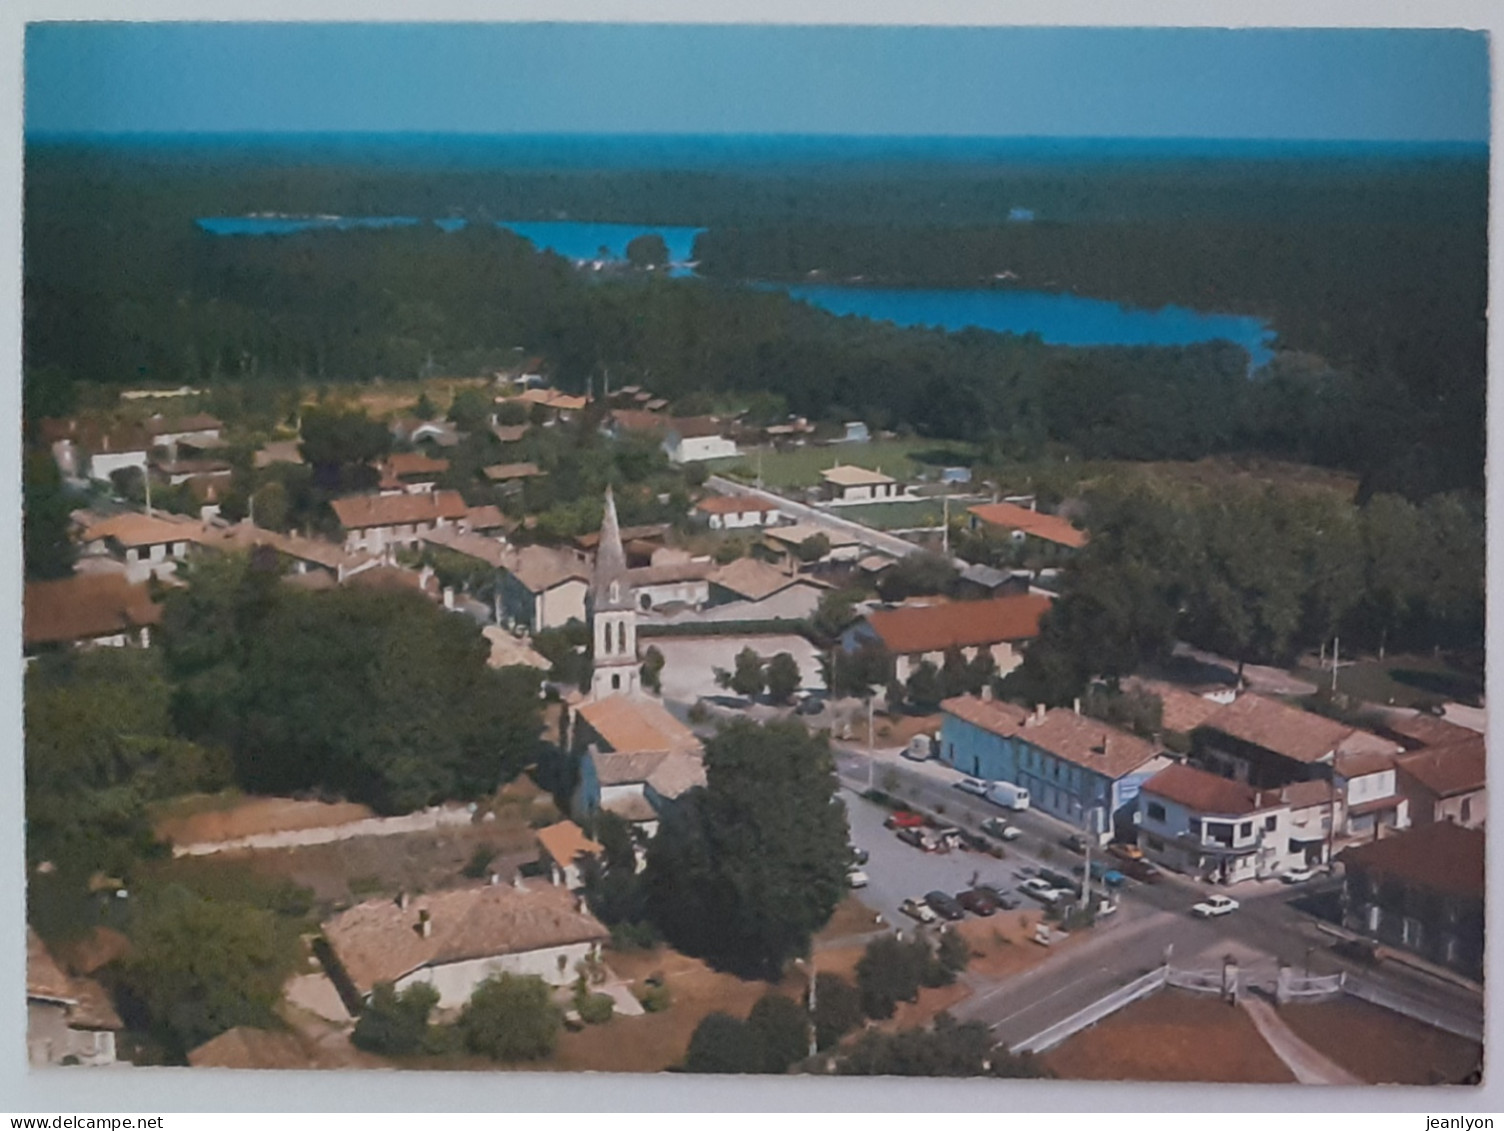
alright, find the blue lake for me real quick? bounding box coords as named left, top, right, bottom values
left=196, top=215, right=1273, bottom=364
left=777, top=284, right=1275, bottom=367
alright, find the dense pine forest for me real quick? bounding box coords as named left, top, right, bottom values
left=24, top=137, right=1487, bottom=500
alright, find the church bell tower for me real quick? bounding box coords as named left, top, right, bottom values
left=588, top=487, right=640, bottom=699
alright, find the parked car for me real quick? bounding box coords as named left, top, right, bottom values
left=1108, top=843, right=1146, bottom=863
left=1017, top=878, right=1063, bottom=905
left=851, top=848, right=870, bottom=865
left=956, top=889, right=999, bottom=916
left=1061, top=833, right=1091, bottom=855
left=899, top=897, right=938, bottom=924
left=1118, top=857, right=1163, bottom=884
left=896, top=826, right=934, bottom=850
left=954, top=777, right=991, bottom=797
left=795, top=695, right=825, bottom=716
left=976, top=883, right=1021, bottom=910
left=1191, top=894, right=1240, bottom=918
left=924, top=890, right=966, bottom=920
left=932, top=827, right=964, bottom=851
left=980, top=817, right=1023, bottom=842
left=846, top=869, right=870, bottom=889
left=885, top=810, right=927, bottom=830
left=1072, top=860, right=1127, bottom=888
left=1037, top=868, right=1083, bottom=898
left=1281, top=866, right=1317, bottom=884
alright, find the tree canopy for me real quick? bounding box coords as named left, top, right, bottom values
left=458, top=973, right=561, bottom=1062
left=645, top=719, right=850, bottom=977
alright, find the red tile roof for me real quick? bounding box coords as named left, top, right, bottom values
left=330, top=491, right=468, bottom=530
left=1016, top=709, right=1164, bottom=780
left=1396, top=736, right=1487, bottom=799
left=967, top=501, right=1088, bottom=549
left=81, top=512, right=199, bottom=548
left=482, top=462, right=544, bottom=482
left=865, top=593, right=1052, bottom=656
left=1198, top=694, right=1360, bottom=765
left=1379, top=714, right=1481, bottom=751
left=535, top=820, right=603, bottom=868
left=695, top=495, right=780, bottom=516
left=575, top=696, right=702, bottom=758
left=1123, top=677, right=1227, bottom=734
left=323, top=884, right=609, bottom=997
left=1339, top=822, right=1484, bottom=900
left=941, top=695, right=1030, bottom=737
left=24, top=574, right=162, bottom=648
left=382, top=452, right=449, bottom=479
left=1142, top=762, right=1273, bottom=815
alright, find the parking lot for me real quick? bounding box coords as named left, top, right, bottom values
left=841, top=788, right=1061, bottom=930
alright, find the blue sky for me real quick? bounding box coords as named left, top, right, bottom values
left=24, top=23, right=1490, bottom=141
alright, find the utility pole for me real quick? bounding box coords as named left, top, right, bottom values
left=1080, top=810, right=1095, bottom=912
left=805, top=954, right=818, bottom=1059
left=942, top=493, right=950, bottom=557
left=144, top=468, right=153, bottom=517
left=1331, top=636, right=1340, bottom=694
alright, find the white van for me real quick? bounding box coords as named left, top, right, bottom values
left=985, top=781, right=1031, bottom=811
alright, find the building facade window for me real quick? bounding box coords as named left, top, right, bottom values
left=1146, top=801, right=1166, bottom=822
left=1264, top=815, right=1277, bottom=831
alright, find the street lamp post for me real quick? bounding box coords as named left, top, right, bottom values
left=796, top=955, right=818, bottom=1059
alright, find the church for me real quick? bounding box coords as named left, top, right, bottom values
left=568, top=488, right=707, bottom=835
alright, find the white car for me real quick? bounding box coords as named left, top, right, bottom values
left=847, top=869, right=870, bottom=889
left=981, top=817, right=1023, bottom=841
left=1018, top=878, right=1063, bottom=905
left=1281, top=866, right=1317, bottom=884
left=1191, top=894, right=1240, bottom=918
left=954, top=778, right=991, bottom=797
left=899, top=897, right=938, bottom=923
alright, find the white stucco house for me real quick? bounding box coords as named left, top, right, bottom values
left=693, top=494, right=782, bottom=530
left=1136, top=762, right=1337, bottom=885
left=821, top=464, right=899, bottom=502
left=321, top=883, right=611, bottom=1010
left=27, top=928, right=121, bottom=1067
left=662, top=418, right=738, bottom=464
left=79, top=511, right=200, bottom=582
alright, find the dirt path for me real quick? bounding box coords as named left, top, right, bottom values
left=1240, top=996, right=1362, bottom=1085
left=171, top=804, right=476, bottom=856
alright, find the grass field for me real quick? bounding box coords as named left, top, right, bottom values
left=1295, top=653, right=1485, bottom=709
left=711, top=438, right=978, bottom=490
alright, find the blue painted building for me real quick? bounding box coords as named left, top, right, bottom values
left=939, top=695, right=1172, bottom=841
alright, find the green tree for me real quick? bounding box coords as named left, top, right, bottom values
left=729, top=646, right=766, bottom=699
left=855, top=934, right=930, bottom=1020
left=23, top=451, right=75, bottom=579
left=746, top=993, right=810, bottom=1073
left=625, top=232, right=670, bottom=270
left=447, top=387, right=491, bottom=432
left=811, top=589, right=863, bottom=644
left=796, top=533, right=831, bottom=563
left=682, top=1012, right=765, bottom=1074
left=905, top=660, right=943, bottom=714
left=495, top=399, right=529, bottom=427
left=458, top=974, right=561, bottom=1062
left=876, top=551, right=958, bottom=602
left=250, top=479, right=289, bottom=531
left=827, top=641, right=891, bottom=700
left=813, top=972, right=864, bottom=1050
left=836, top=1013, right=1006, bottom=1077
left=299, top=406, right=391, bottom=474
left=351, top=982, right=441, bottom=1056
left=120, top=884, right=294, bottom=1058
left=764, top=652, right=801, bottom=705
left=936, top=928, right=970, bottom=980
left=645, top=720, right=850, bottom=977
left=939, top=647, right=971, bottom=701
left=412, top=391, right=437, bottom=419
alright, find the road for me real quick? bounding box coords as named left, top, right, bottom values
left=833, top=745, right=1484, bottom=1049
left=706, top=474, right=925, bottom=560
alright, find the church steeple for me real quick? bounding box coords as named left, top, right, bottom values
left=589, top=486, right=640, bottom=699
left=593, top=486, right=632, bottom=612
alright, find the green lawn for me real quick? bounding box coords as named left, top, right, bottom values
left=831, top=498, right=967, bottom=531
left=709, top=438, right=978, bottom=490
left=1293, top=654, right=1484, bottom=709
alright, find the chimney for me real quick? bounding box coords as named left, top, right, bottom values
left=396, top=890, right=409, bottom=910
left=1073, top=697, right=1081, bottom=715
left=488, top=872, right=499, bottom=885
left=512, top=872, right=525, bottom=890
left=980, top=684, right=993, bottom=702
left=1099, top=733, right=1110, bottom=757
left=1033, top=703, right=1046, bottom=725
left=418, top=909, right=432, bottom=938
left=443, top=585, right=455, bottom=610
